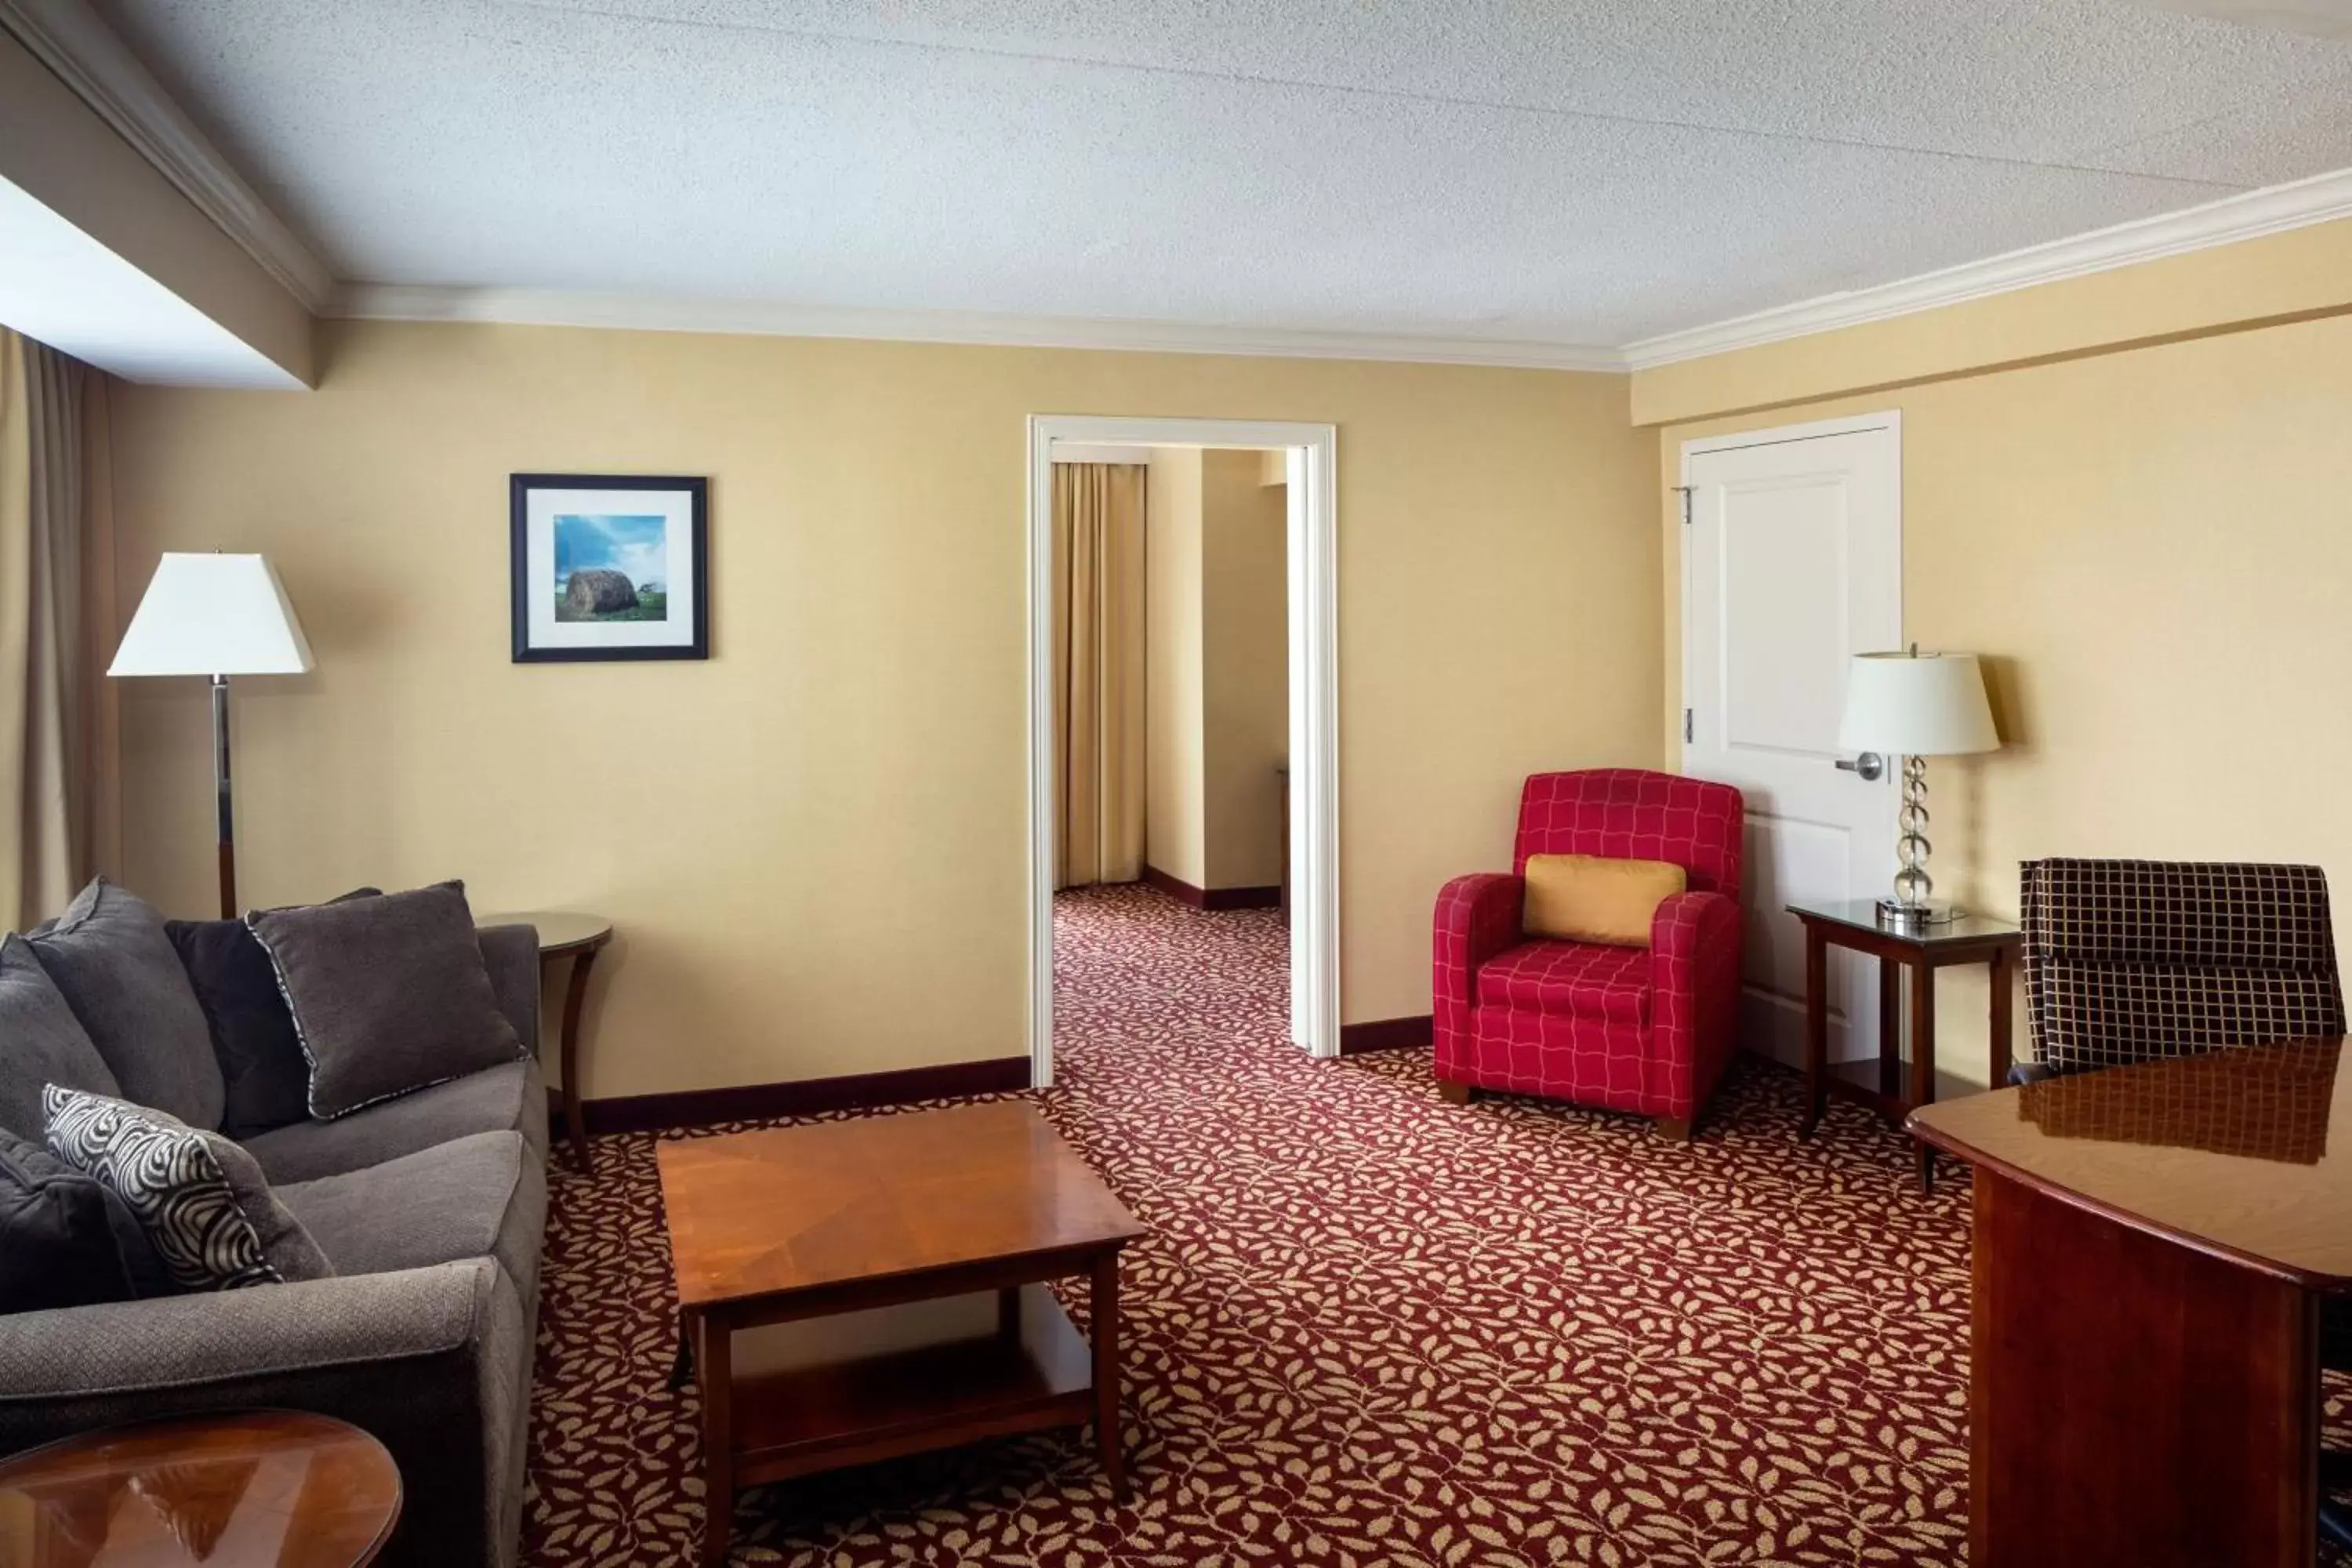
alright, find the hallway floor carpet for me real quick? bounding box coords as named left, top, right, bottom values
left=524, top=884, right=1982, bottom=1566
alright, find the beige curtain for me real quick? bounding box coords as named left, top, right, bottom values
left=1052, top=463, right=1147, bottom=888
left=0, top=330, right=103, bottom=931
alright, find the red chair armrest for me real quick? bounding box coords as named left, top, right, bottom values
left=1433, top=873, right=1523, bottom=1077
left=1653, top=889, right=1738, bottom=963
left=1651, top=890, right=1744, bottom=1114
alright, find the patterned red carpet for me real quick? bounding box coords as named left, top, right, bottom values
left=524, top=884, right=1984, bottom=1566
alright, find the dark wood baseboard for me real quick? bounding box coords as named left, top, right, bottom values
left=1140, top=865, right=1283, bottom=912
left=1339, top=1014, right=1433, bottom=1054
left=575, top=1055, right=1033, bottom=1136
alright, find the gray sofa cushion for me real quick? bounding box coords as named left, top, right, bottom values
left=278, top=1130, right=544, bottom=1309
left=243, top=1058, right=546, bottom=1185
left=0, top=1128, right=172, bottom=1305
left=165, top=889, right=387, bottom=1140
left=22, top=880, right=223, bottom=1130
left=249, top=883, right=524, bottom=1120
left=0, top=1129, right=138, bottom=1312
left=0, top=935, right=119, bottom=1142
left=42, top=1087, right=332, bottom=1290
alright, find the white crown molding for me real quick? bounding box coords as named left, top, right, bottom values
left=330, top=283, right=1632, bottom=372
left=0, top=0, right=335, bottom=311
left=1623, top=165, right=2352, bottom=370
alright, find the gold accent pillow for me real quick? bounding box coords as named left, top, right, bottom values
left=1522, top=854, right=1687, bottom=948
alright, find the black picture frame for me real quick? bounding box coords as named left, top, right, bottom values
left=509, top=473, right=710, bottom=663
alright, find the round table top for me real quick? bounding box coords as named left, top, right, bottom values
left=0, top=1410, right=401, bottom=1567
left=474, top=909, right=613, bottom=953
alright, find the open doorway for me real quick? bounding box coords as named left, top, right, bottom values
left=1025, top=416, right=1338, bottom=1088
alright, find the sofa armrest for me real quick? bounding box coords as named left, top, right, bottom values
left=477, top=924, right=541, bottom=1051
left=0, top=1261, right=486, bottom=1396
left=0, top=1261, right=525, bottom=1568
left=1651, top=891, right=1744, bottom=1114
left=1433, top=873, right=1524, bottom=1078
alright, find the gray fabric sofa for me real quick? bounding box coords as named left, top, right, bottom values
left=0, top=924, right=547, bottom=1568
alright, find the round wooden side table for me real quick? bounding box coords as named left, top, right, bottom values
left=0, top=1410, right=401, bottom=1566
left=477, top=909, right=614, bottom=1171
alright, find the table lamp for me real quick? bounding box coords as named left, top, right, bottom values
left=109, top=553, right=314, bottom=918
left=1836, top=647, right=1999, bottom=926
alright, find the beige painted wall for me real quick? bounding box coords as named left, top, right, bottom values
left=106, top=318, right=1659, bottom=1095
left=1200, top=450, right=1287, bottom=891
left=1661, top=309, right=2352, bottom=1087
left=0, top=31, right=314, bottom=385
left=1145, top=448, right=1290, bottom=891
left=1144, top=448, right=1206, bottom=887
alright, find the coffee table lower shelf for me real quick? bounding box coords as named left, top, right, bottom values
left=727, top=1283, right=1096, bottom=1487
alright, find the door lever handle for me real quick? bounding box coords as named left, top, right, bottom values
left=1835, top=752, right=1886, bottom=781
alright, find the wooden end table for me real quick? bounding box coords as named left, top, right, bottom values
left=0, top=1410, right=401, bottom=1566
left=477, top=910, right=612, bottom=1171
left=656, top=1101, right=1145, bottom=1566
left=1789, top=898, right=2022, bottom=1189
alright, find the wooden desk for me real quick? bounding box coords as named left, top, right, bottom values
left=1789, top=898, right=2020, bottom=1189
left=1910, top=1037, right=2351, bottom=1568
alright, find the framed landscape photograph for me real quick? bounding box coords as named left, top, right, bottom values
left=510, top=474, right=709, bottom=662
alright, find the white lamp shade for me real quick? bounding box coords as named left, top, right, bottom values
left=108, top=553, right=314, bottom=677
left=1836, top=651, right=1999, bottom=756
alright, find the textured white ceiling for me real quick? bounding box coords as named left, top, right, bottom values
left=90, top=0, right=2352, bottom=349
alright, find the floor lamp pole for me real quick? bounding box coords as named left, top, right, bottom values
left=212, top=673, right=235, bottom=919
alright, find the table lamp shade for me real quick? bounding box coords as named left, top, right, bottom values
left=109, top=554, right=313, bottom=677
left=1837, top=651, right=1998, bottom=757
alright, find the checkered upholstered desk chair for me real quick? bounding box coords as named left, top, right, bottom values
left=1432, top=769, right=1745, bottom=1138
left=2018, top=858, right=2346, bottom=1078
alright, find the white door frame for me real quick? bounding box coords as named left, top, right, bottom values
left=1679, top=408, right=1902, bottom=1067
left=1026, top=415, right=1341, bottom=1087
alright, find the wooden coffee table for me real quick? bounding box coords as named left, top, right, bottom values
left=0, top=1410, right=401, bottom=1566
left=656, top=1100, right=1145, bottom=1565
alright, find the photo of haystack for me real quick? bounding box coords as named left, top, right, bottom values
left=511, top=472, right=707, bottom=662
left=553, top=514, right=671, bottom=622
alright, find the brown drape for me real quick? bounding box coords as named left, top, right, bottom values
left=0, top=329, right=103, bottom=931
left=1051, top=463, right=1147, bottom=889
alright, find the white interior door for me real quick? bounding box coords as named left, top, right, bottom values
left=1682, top=416, right=1901, bottom=1068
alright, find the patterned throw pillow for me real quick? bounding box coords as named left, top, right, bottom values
left=40, top=1086, right=332, bottom=1292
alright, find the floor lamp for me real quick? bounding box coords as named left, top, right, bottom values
left=109, top=553, right=315, bottom=919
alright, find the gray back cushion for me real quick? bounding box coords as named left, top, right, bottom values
left=0, top=935, right=121, bottom=1142
left=21, top=880, right=224, bottom=1130
left=249, top=882, right=524, bottom=1120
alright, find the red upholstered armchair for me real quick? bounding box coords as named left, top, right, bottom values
left=1433, top=770, right=1745, bottom=1137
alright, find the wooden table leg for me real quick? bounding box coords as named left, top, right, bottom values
left=557, top=945, right=601, bottom=1173
left=1878, top=953, right=1903, bottom=1098
left=1801, top=924, right=1828, bottom=1138
left=1988, top=943, right=2014, bottom=1087
left=1092, top=1250, right=1127, bottom=1501
left=694, top=1309, right=733, bottom=1567
left=1910, top=960, right=1937, bottom=1192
